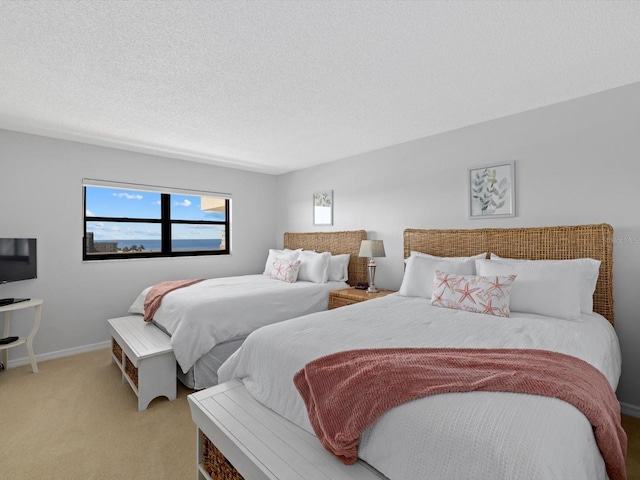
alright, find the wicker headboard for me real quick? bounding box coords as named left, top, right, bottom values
left=403, top=224, right=614, bottom=324
left=283, top=230, right=368, bottom=287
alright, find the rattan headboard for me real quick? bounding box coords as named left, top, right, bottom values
left=283, top=230, right=368, bottom=287
left=403, top=224, right=614, bottom=324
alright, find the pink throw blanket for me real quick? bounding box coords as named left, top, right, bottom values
left=293, top=348, right=627, bottom=480
left=143, top=279, right=204, bottom=322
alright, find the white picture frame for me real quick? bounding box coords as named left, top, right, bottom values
left=313, top=190, right=333, bottom=226
left=469, top=161, right=516, bottom=219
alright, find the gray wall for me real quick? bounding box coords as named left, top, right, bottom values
left=0, top=130, right=277, bottom=360
left=275, top=81, right=640, bottom=413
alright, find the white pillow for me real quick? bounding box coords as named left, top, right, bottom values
left=268, top=258, right=301, bottom=283
left=398, top=252, right=487, bottom=298
left=263, top=248, right=301, bottom=275
left=328, top=254, right=350, bottom=282
left=475, top=259, right=582, bottom=320
left=297, top=251, right=331, bottom=283
left=490, top=254, right=600, bottom=313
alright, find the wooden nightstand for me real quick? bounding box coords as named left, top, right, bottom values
left=329, top=287, right=396, bottom=309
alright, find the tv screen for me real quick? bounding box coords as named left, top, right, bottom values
left=0, top=238, right=37, bottom=283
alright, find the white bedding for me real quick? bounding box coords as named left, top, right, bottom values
left=218, top=293, right=622, bottom=480
left=128, top=274, right=347, bottom=373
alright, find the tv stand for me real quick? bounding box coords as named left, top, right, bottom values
left=0, top=299, right=42, bottom=373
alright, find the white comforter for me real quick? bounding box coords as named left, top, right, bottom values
left=128, top=275, right=347, bottom=373
left=218, top=293, right=622, bottom=480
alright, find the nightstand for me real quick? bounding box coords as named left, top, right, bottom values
left=329, top=287, right=396, bottom=310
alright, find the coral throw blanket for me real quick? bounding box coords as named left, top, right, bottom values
left=293, top=348, right=627, bottom=480
left=143, top=279, right=204, bottom=322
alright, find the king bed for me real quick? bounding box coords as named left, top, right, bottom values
left=189, top=223, right=625, bottom=480
left=127, top=230, right=368, bottom=390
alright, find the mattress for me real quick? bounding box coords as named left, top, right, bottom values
left=218, top=293, right=622, bottom=480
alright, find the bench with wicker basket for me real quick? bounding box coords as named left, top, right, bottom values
left=188, top=379, right=382, bottom=480
left=108, top=315, right=177, bottom=411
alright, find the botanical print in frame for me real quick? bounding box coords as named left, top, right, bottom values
left=313, top=190, right=333, bottom=225
left=469, top=161, right=515, bottom=219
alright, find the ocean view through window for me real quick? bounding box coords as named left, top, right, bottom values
left=83, top=180, right=230, bottom=260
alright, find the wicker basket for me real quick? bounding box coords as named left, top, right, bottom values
left=202, top=433, right=245, bottom=480
left=112, top=338, right=123, bottom=365
left=124, top=355, right=139, bottom=388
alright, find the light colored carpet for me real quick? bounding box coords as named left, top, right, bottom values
left=0, top=348, right=195, bottom=480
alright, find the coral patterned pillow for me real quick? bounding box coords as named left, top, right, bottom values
left=268, top=258, right=302, bottom=283
left=431, top=270, right=517, bottom=317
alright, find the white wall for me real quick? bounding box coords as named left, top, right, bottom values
left=0, top=130, right=277, bottom=362
left=275, top=81, right=640, bottom=412
left=3, top=82, right=639, bottom=411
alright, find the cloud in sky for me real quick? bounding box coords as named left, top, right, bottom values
left=113, top=192, right=143, bottom=200
left=175, top=199, right=191, bottom=207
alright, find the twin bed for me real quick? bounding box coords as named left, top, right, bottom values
left=188, top=223, right=625, bottom=480
left=127, top=230, right=368, bottom=389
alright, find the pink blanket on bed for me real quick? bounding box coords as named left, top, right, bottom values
left=143, top=279, right=204, bottom=322
left=293, top=348, right=627, bottom=480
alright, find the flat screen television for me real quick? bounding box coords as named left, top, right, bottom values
left=0, top=238, right=37, bottom=284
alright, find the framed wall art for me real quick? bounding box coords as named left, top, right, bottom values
left=313, top=190, right=333, bottom=225
left=469, top=161, right=515, bottom=219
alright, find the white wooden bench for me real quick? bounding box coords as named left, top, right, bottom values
left=188, top=380, right=385, bottom=480
left=108, top=315, right=176, bottom=411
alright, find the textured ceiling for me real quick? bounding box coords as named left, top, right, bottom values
left=1, top=1, right=640, bottom=175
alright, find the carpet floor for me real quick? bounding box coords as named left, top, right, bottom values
left=1, top=348, right=639, bottom=479
left=0, top=348, right=194, bottom=480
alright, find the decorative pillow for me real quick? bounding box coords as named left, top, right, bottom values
left=328, top=254, right=350, bottom=282
left=431, top=270, right=516, bottom=317
left=475, top=259, right=582, bottom=320
left=268, top=258, right=301, bottom=283
left=489, top=254, right=600, bottom=313
left=398, top=252, right=487, bottom=298
left=263, top=248, right=301, bottom=275
left=297, top=251, right=331, bottom=283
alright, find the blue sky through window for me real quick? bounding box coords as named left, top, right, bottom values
left=86, top=187, right=225, bottom=241
left=85, top=187, right=161, bottom=219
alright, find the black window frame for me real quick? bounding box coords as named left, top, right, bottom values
left=83, top=187, right=230, bottom=261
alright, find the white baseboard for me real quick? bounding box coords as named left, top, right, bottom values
left=4, top=340, right=110, bottom=369
left=620, top=402, right=640, bottom=418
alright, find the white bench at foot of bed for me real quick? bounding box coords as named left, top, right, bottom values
left=188, top=380, right=385, bottom=480
left=108, top=315, right=177, bottom=411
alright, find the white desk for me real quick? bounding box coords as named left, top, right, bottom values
left=0, top=299, right=43, bottom=373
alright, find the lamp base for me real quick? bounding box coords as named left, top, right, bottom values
left=366, top=259, right=379, bottom=293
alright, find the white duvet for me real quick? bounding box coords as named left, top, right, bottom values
left=218, top=293, right=622, bottom=480
left=128, top=275, right=347, bottom=373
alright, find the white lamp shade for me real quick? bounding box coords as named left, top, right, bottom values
left=358, top=240, right=385, bottom=258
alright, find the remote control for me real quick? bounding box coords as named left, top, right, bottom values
left=0, top=336, right=19, bottom=345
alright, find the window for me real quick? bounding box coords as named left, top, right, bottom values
left=83, top=180, right=230, bottom=260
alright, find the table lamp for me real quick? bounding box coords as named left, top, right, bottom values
left=358, top=240, right=386, bottom=293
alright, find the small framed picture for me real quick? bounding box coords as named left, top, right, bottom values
left=469, top=161, right=515, bottom=219
left=313, top=190, right=333, bottom=225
